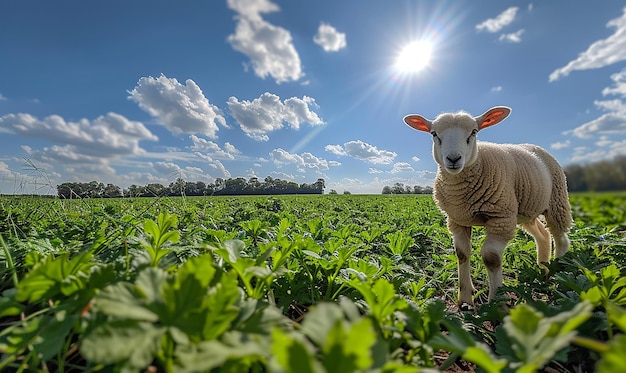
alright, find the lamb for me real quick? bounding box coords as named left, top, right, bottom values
left=403, top=106, right=572, bottom=306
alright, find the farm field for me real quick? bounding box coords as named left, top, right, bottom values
left=1, top=193, right=626, bottom=372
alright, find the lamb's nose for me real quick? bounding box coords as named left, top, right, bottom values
left=447, top=154, right=461, bottom=164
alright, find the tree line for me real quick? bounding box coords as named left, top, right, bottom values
left=381, top=183, right=433, bottom=195
left=564, top=155, right=626, bottom=192
left=57, top=177, right=326, bottom=199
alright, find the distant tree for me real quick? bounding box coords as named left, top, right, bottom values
left=380, top=183, right=433, bottom=195
left=57, top=183, right=76, bottom=199
left=343, top=190, right=351, bottom=195
left=314, top=178, right=326, bottom=194
left=124, top=184, right=145, bottom=197
left=564, top=156, right=626, bottom=192
left=392, top=183, right=406, bottom=194
left=57, top=181, right=105, bottom=198
left=329, top=189, right=338, bottom=195
left=103, top=183, right=122, bottom=198
left=169, top=178, right=186, bottom=196
left=144, top=183, right=166, bottom=197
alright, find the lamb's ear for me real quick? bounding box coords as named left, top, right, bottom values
left=404, top=115, right=432, bottom=132
left=475, top=106, right=511, bottom=130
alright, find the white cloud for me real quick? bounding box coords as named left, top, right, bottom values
left=602, top=69, right=626, bottom=96
left=499, top=29, right=525, bottom=43
left=550, top=8, right=626, bottom=81
left=269, top=148, right=335, bottom=171
left=390, top=162, right=414, bottom=173
left=550, top=140, right=571, bottom=149
left=128, top=75, right=226, bottom=138
left=227, top=0, right=303, bottom=84
left=596, top=136, right=613, bottom=147
left=227, top=92, right=324, bottom=141
left=325, top=140, right=397, bottom=164
left=0, top=93, right=6, bottom=101
left=154, top=161, right=213, bottom=181
left=0, top=112, right=157, bottom=159
left=568, top=69, right=626, bottom=138
left=491, top=86, right=503, bottom=93
left=189, top=135, right=240, bottom=160
left=570, top=110, right=626, bottom=138
left=411, top=156, right=421, bottom=162
left=476, top=7, right=519, bottom=33
left=313, top=23, right=347, bottom=52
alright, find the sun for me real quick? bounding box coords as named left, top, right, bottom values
left=395, top=40, right=433, bottom=73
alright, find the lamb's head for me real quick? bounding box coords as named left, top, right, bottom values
left=403, top=106, right=511, bottom=174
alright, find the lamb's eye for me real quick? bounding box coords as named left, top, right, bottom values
left=431, top=131, right=442, bottom=145
left=466, top=129, right=478, bottom=144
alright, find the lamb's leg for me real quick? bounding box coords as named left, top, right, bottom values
left=521, top=218, right=551, bottom=264
left=552, top=231, right=570, bottom=258
left=545, top=216, right=571, bottom=258
left=481, top=232, right=511, bottom=300
left=450, top=223, right=474, bottom=306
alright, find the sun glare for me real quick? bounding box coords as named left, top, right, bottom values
left=395, top=40, right=433, bottom=73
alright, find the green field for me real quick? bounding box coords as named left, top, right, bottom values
left=1, top=193, right=626, bottom=372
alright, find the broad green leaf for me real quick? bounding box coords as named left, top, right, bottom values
left=351, top=278, right=407, bottom=323
left=32, top=310, right=76, bottom=361
left=178, top=253, right=216, bottom=286
left=215, top=239, right=246, bottom=263
left=463, top=346, right=507, bottom=373
left=271, top=328, right=319, bottom=373
left=504, top=305, right=548, bottom=358
left=94, top=268, right=166, bottom=322
left=232, top=298, right=290, bottom=334
left=343, top=317, right=377, bottom=369
left=581, top=286, right=604, bottom=306
left=134, top=266, right=168, bottom=305
left=80, top=320, right=165, bottom=370
left=301, top=302, right=344, bottom=348
left=201, top=271, right=241, bottom=340
left=606, top=302, right=626, bottom=332
left=176, top=337, right=265, bottom=373
left=0, top=304, right=74, bottom=362
left=321, top=318, right=358, bottom=372
left=0, top=289, right=23, bottom=317
left=1, top=317, right=42, bottom=356
left=16, top=251, right=94, bottom=303
left=161, top=255, right=216, bottom=324
left=502, top=302, right=593, bottom=371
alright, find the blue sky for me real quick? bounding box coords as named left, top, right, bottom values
left=1, top=1, right=626, bottom=194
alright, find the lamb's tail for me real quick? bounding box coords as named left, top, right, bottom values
left=545, top=162, right=573, bottom=257
left=547, top=167, right=573, bottom=231
left=529, top=145, right=573, bottom=257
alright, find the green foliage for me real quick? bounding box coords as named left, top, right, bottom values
left=498, top=301, right=593, bottom=371
left=0, top=193, right=626, bottom=371
left=139, top=211, right=181, bottom=267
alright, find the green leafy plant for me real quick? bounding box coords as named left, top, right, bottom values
left=139, top=211, right=180, bottom=267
